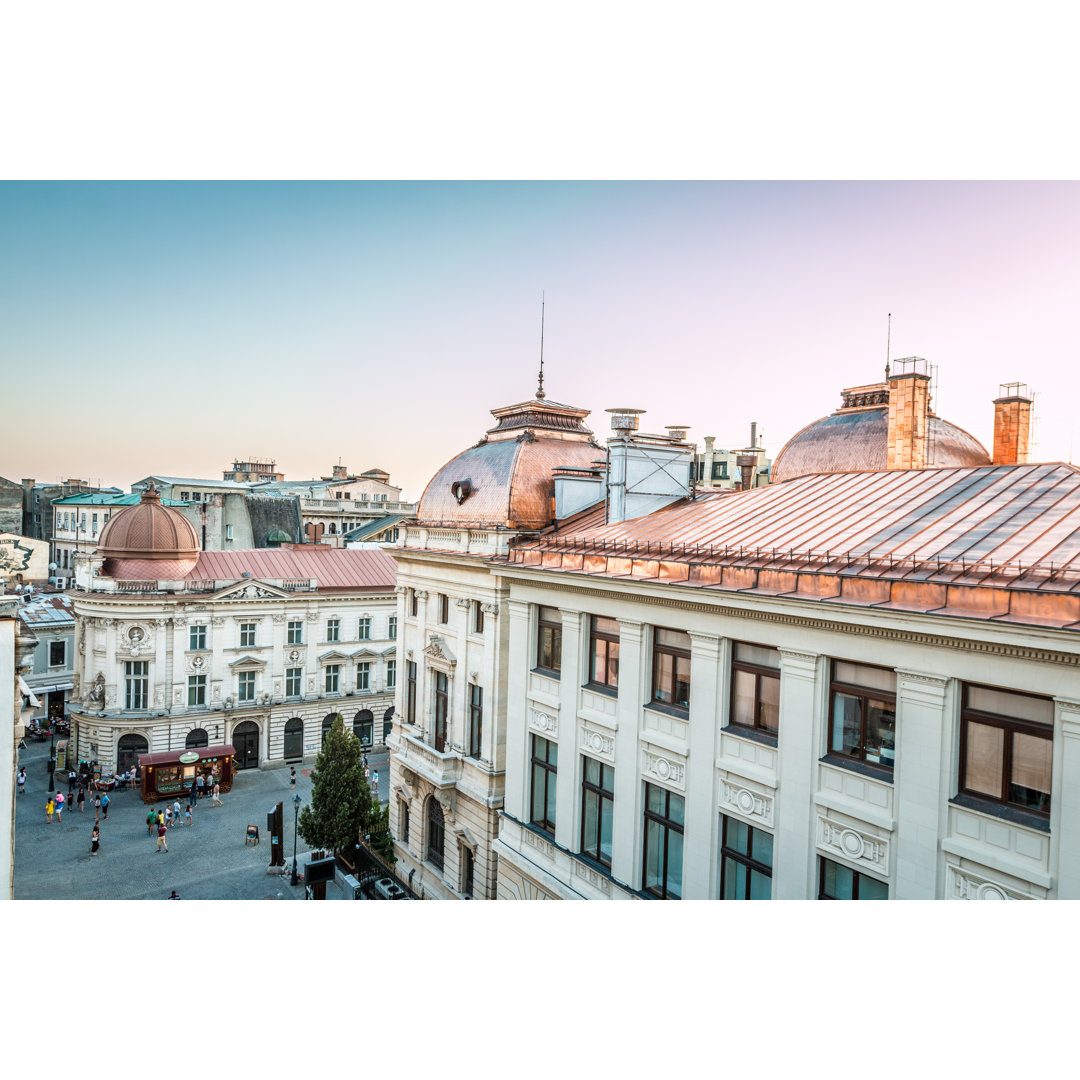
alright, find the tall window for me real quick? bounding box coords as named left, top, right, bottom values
left=409, top=589, right=418, bottom=617
left=238, top=671, right=255, bottom=703
left=427, top=799, right=445, bottom=870
left=473, top=601, right=485, bottom=634
left=643, top=784, right=684, bottom=899
left=49, top=640, right=66, bottom=667
left=536, top=606, right=562, bottom=674
left=239, top=622, right=256, bottom=648
left=190, top=624, right=207, bottom=651
left=399, top=800, right=410, bottom=844
left=439, top=594, right=449, bottom=624
left=326, top=618, right=340, bottom=643
left=226, top=524, right=234, bottom=541
left=388, top=616, right=397, bottom=640
left=287, top=620, right=303, bottom=645
left=188, top=674, right=207, bottom=707
left=959, top=684, right=1053, bottom=818
left=719, top=815, right=773, bottom=899
left=468, top=684, right=483, bottom=757
left=357, top=617, right=371, bottom=640
left=125, top=661, right=148, bottom=710
left=729, top=642, right=781, bottom=735
left=386, top=659, right=396, bottom=690
left=354, top=709, right=374, bottom=744
left=356, top=662, right=370, bottom=691
left=325, top=664, right=340, bottom=694
left=433, top=671, right=448, bottom=751
left=828, top=661, right=896, bottom=770
left=819, top=857, right=888, bottom=900
left=92, top=512, right=98, bottom=534
left=581, top=757, right=614, bottom=867
left=651, top=627, right=691, bottom=709
left=406, top=661, right=417, bottom=723
left=285, top=667, right=302, bottom=698
left=530, top=735, right=558, bottom=834
left=589, top=616, right=620, bottom=689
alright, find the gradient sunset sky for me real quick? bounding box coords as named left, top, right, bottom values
left=2, top=180, right=1077, bottom=499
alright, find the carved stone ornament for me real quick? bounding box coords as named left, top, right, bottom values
left=394, top=586, right=408, bottom=596
left=288, top=648, right=303, bottom=663
left=948, top=864, right=1029, bottom=901
left=455, top=598, right=472, bottom=610
left=480, top=602, right=499, bottom=616
left=529, top=708, right=558, bottom=736
left=720, top=780, right=773, bottom=825
left=306, top=611, right=320, bottom=622
left=414, top=590, right=429, bottom=601
left=272, top=613, right=287, bottom=624
left=435, top=789, right=456, bottom=824
left=581, top=726, right=614, bottom=759
left=424, top=633, right=456, bottom=669
left=88, top=672, right=106, bottom=707
left=123, top=624, right=152, bottom=657
left=643, top=748, right=685, bottom=787
left=186, top=653, right=208, bottom=674
left=817, top=815, right=888, bottom=870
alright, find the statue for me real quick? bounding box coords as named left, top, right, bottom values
left=89, top=673, right=106, bottom=707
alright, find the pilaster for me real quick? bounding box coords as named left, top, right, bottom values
left=1052, top=698, right=1080, bottom=899
left=504, top=599, right=531, bottom=822
left=554, top=609, right=584, bottom=853
left=685, top=631, right=722, bottom=899
left=610, top=618, right=644, bottom=891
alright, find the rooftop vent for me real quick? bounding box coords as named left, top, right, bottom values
left=606, top=408, right=645, bottom=434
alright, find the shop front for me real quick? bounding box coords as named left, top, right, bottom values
left=138, top=744, right=236, bottom=804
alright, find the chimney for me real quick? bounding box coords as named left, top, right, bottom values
left=886, top=357, right=931, bottom=470
left=332, top=464, right=348, bottom=480
left=992, top=383, right=1033, bottom=465
left=703, top=436, right=715, bottom=487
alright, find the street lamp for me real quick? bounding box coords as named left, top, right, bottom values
left=47, top=724, right=56, bottom=791
left=290, top=793, right=302, bottom=885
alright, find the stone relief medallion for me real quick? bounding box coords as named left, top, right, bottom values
left=529, top=709, right=558, bottom=736
left=123, top=624, right=152, bottom=656
left=977, top=883, right=1009, bottom=900
left=735, top=788, right=757, bottom=815
left=839, top=829, right=866, bottom=859
left=288, top=649, right=302, bottom=663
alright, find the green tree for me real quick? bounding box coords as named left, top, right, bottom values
left=298, top=714, right=392, bottom=862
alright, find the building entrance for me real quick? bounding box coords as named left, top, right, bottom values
left=232, top=721, right=260, bottom=769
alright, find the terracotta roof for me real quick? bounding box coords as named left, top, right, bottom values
left=505, top=464, right=1080, bottom=629
left=189, top=546, right=397, bottom=591
left=97, top=485, right=200, bottom=568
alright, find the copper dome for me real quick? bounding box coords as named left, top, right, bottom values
left=98, top=484, right=200, bottom=577
left=418, top=397, right=603, bottom=530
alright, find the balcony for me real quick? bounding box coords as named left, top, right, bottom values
left=397, top=729, right=462, bottom=788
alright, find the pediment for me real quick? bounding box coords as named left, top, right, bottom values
left=228, top=655, right=267, bottom=670
left=318, top=649, right=352, bottom=663
left=211, top=579, right=291, bottom=601
left=423, top=633, right=457, bottom=667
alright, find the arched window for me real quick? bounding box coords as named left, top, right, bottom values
left=322, top=713, right=338, bottom=746
left=383, top=705, right=395, bottom=743
left=284, top=717, right=303, bottom=760
left=232, top=720, right=260, bottom=770
left=353, top=709, right=374, bottom=745
left=427, top=798, right=445, bottom=871
left=117, top=733, right=149, bottom=775
left=185, top=727, right=208, bottom=749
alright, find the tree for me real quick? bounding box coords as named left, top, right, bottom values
left=298, top=714, right=392, bottom=862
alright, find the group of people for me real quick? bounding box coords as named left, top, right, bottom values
left=44, top=785, right=109, bottom=824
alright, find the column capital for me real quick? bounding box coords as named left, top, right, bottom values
left=779, top=649, right=819, bottom=680
left=895, top=669, right=949, bottom=703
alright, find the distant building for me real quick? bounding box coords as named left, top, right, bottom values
left=696, top=422, right=772, bottom=491
left=0, top=476, right=22, bottom=535
left=20, top=478, right=112, bottom=550
left=223, top=458, right=285, bottom=483
left=18, top=594, right=75, bottom=726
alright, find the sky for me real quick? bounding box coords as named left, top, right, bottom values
left=2, top=180, right=1078, bottom=499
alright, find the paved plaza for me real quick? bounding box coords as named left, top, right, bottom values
left=14, top=739, right=391, bottom=900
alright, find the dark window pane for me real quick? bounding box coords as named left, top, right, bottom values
left=643, top=819, right=663, bottom=893
left=1009, top=731, right=1052, bottom=811
left=666, top=829, right=683, bottom=899
left=749, top=869, right=772, bottom=900
left=752, top=828, right=773, bottom=868
left=858, top=874, right=889, bottom=900
left=727, top=817, right=749, bottom=856
left=599, top=796, right=613, bottom=865
left=831, top=694, right=861, bottom=756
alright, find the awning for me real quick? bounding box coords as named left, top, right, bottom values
left=138, top=743, right=236, bottom=768
left=18, top=676, right=40, bottom=709
left=43, top=683, right=74, bottom=693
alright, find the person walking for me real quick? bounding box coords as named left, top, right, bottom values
left=289, top=767, right=296, bottom=789
left=167, top=890, right=180, bottom=899
left=172, top=799, right=182, bottom=826
left=164, top=805, right=172, bottom=829
left=211, top=782, right=222, bottom=807
left=67, top=769, right=77, bottom=795
left=54, top=790, right=65, bottom=821
left=90, top=824, right=100, bottom=856
left=93, top=792, right=102, bottom=822
left=17, top=767, right=26, bottom=795
left=371, top=770, right=379, bottom=798
left=189, top=783, right=198, bottom=811
left=146, top=808, right=156, bottom=835
left=183, top=806, right=192, bottom=827
left=155, top=820, right=168, bottom=853
left=76, top=785, right=85, bottom=813
left=46, top=795, right=55, bottom=823
left=101, top=791, right=110, bottom=820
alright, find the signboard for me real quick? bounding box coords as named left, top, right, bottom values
left=179, top=751, right=200, bottom=764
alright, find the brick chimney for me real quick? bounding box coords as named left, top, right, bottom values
left=332, top=464, right=348, bottom=480
left=992, top=383, right=1033, bottom=465
left=886, top=358, right=932, bottom=470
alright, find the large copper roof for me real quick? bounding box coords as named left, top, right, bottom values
left=418, top=396, right=602, bottom=530
left=98, top=484, right=200, bottom=568
left=772, top=404, right=990, bottom=483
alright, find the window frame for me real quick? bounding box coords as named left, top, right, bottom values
left=818, top=856, right=889, bottom=900
left=386, top=658, right=396, bottom=690
left=239, top=622, right=256, bottom=649
left=406, top=660, right=417, bottom=723
left=356, top=662, right=370, bottom=691
left=189, top=624, right=207, bottom=651
left=357, top=617, right=371, bottom=641
left=719, top=815, right=773, bottom=900
left=433, top=670, right=448, bottom=751
left=188, top=674, right=207, bottom=707
left=409, top=589, right=418, bottom=618
left=388, top=615, right=397, bottom=640
left=287, top=620, right=303, bottom=645
left=468, top=683, right=482, bottom=758
left=473, top=601, right=485, bottom=635
left=728, top=641, right=781, bottom=738
left=529, top=734, right=558, bottom=834
left=237, top=670, right=256, bottom=703
left=536, top=606, right=562, bottom=675
left=124, top=661, right=148, bottom=711
left=827, top=660, right=897, bottom=773
left=285, top=667, right=302, bottom=698
left=326, top=618, right=341, bottom=643
left=650, top=627, right=691, bottom=712
left=642, top=783, right=684, bottom=899
left=588, top=615, right=620, bottom=690
left=439, top=594, right=449, bottom=624
left=580, top=756, right=615, bottom=868
left=325, top=664, right=340, bottom=694
left=48, top=639, right=66, bottom=668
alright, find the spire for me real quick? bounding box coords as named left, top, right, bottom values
left=536, top=292, right=546, bottom=399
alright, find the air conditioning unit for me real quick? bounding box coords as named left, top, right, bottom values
left=373, top=876, right=408, bottom=900
left=342, top=873, right=363, bottom=900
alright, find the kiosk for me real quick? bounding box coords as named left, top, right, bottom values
left=138, top=744, right=236, bottom=804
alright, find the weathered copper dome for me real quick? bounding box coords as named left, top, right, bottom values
left=97, top=484, right=200, bottom=578
left=418, top=397, right=602, bottom=530
left=772, top=381, right=990, bottom=483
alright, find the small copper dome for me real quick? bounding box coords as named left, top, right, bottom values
left=98, top=484, right=201, bottom=577
left=419, top=397, right=602, bottom=530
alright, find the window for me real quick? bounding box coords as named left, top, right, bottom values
left=180, top=491, right=189, bottom=500
left=530, top=735, right=558, bottom=834
left=285, top=667, right=302, bottom=698
left=536, top=606, right=562, bottom=674
left=388, top=616, right=397, bottom=640
left=409, top=589, right=418, bottom=617
left=357, top=617, right=371, bottom=640
left=406, top=661, right=417, bottom=723
left=468, top=684, right=482, bottom=757
left=959, top=684, right=1053, bottom=818
left=427, top=798, right=445, bottom=870
left=226, top=524, right=234, bottom=541
left=284, top=717, right=303, bottom=759
left=729, top=642, right=781, bottom=736
left=190, top=624, right=207, bottom=651
left=354, top=709, right=374, bottom=744
left=462, top=847, right=475, bottom=899
left=399, top=800, right=410, bottom=844
left=124, top=661, right=148, bottom=710
left=91, top=513, right=98, bottom=534
left=439, top=594, right=449, bottom=624
left=188, top=675, right=206, bottom=707
left=828, top=661, right=896, bottom=770
left=326, top=618, right=340, bottom=643
left=287, top=620, right=303, bottom=645
left=651, top=627, right=691, bottom=710
left=238, top=671, right=256, bottom=703
left=49, top=640, right=66, bottom=667
left=433, top=671, right=448, bottom=751
left=386, top=659, right=396, bottom=690
left=473, top=601, right=485, bottom=634
left=356, top=662, right=370, bottom=691
left=588, top=616, right=620, bottom=689
left=325, top=664, right=340, bottom=693
left=581, top=757, right=614, bottom=867
left=819, top=857, right=888, bottom=899
left=719, top=815, right=773, bottom=899
left=239, top=622, right=256, bottom=648
left=643, top=783, right=684, bottom=899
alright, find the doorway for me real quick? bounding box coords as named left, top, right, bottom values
left=117, top=733, right=148, bottom=775
left=232, top=721, right=260, bottom=769
left=284, top=717, right=303, bottom=760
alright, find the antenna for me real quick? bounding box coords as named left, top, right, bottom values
left=537, top=292, right=546, bottom=399
left=885, top=313, right=892, bottom=379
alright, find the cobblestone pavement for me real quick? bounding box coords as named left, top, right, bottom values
left=13, top=740, right=390, bottom=901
